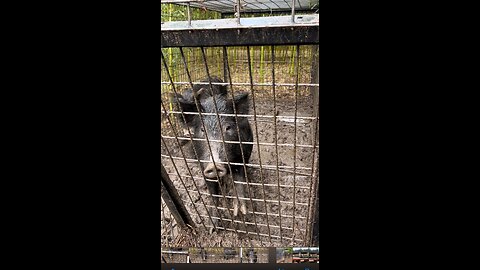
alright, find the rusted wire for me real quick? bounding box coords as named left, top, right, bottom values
left=291, top=44, right=300, bottom=245
left=164, top=111, right=318, bottom=120
left=161, top=129, right=209, bottom=232
left=303, top=67, right=319, bottom=246
left=194, top=214, right=306, bottom=232
left=291, top=0, right=296, bottom=23
left=160, top=155, right=314, bottom=171
left=161, top=81, right=319, bottom=87
left=166, top=172, right=311, bottom=189
left=176, top=47, right=244, bottom=240
left=176, top=188, right=309, bottom=206
left=223, top=46, right=272, bottom=242
left=183, top=201, right=308, bottom=219
left=203, top=227, right=304, bottom=243
left=162, top=133, right=318, bottom=149
left=161, top=44, right=319, bottom=247
left=245, top=45, right=272, bottom=243
left=161, top=51, right=228, bottom=236
left=200, top=46, right=261, bottom=243
left=271, top=45, right=283, bottom=243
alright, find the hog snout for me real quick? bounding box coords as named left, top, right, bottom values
left=204, top=163, right=227, bottom=179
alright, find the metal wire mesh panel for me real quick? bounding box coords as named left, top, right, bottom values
left=161, top=44, right=319, bottom=247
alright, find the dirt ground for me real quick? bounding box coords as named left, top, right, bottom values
left=161, top=86, right=319, bottom=248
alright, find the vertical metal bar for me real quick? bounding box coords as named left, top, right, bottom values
left=271, top=45, right=283, bottom=243
left=224, top=45, right=272, bottom=244
left=187, top=2, right=191, bottom=27
left=181, top=45, right=245, bottom=241
left=236, top=0, right=241, bottom=24
left=291, top=0, right=296, bottom=23
left=291, top=44, right=300, bottom=245
left=310, top=171, right=320, bottom=246
left=161, top=163, right=196, bottom=229
left=177, top=48, right=235, bottom=238
left=200, top=46, right=256, bottom=245
left=246, top=45, right=268, bottom=244
left=222, top=46, right=228, bottom=83
left=303, top=45, right=320, bottom=246
left=161, top=51, right=225, bottom=235
left=310, top=45, right=319, bottom=109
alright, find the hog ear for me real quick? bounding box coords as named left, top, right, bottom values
left=171, top=92, right=198, bottom=124
left=195, top=88, right=206, bottom=97
left=233, top=92, right=250, bottom=114
left=218, top=83, right=228, bottom=95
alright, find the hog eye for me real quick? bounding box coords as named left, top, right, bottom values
left=225, top=125, right=231, bottom=131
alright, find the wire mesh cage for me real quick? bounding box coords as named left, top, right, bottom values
left=161, top=0, right=319, bottom=248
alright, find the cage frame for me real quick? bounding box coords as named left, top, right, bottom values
left=161, top=0, right=319, bottom=247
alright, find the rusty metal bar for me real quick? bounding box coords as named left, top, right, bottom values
left=161, top=155, right=314, bottom=171
left=194, top=214, right=307, bottom=232
left=177, top=190, right=309, bottom=206
left=163, top=111, right=318, bottom=120
left=224, top=45, right=272, bottom=242
left=271, top=45, right=283, bottom=243
left=200, top=46, right=259, bottom=243
left=245, top=45, right=273, bottom=243
left=161, top=81, right=319, bottom=87
left=162, top=134, right=318, bottom=148
left=236, top=0, right=241, bottom=24
left=162, top=24, right=319, bottom=47
left=187, top=3, right=192, bottom=27
left=310, top=183, right=319, bottom=246
left=166, top=172, right=312, bottom=189
left=161, top=250, right=189, bottom=255
left=161, top=164, right=196, bottom=230
left=161, top=51, right=226, bottom=235
left=291, top=44, right=300, bottom=244
left=202, top=226, right=304, bottom=243
left=162, top=158, right=312, bottom=175
left=185, top=202, right=308, bottom=219
left=303, top=45, right=319, bottom=246
left=175, top=47, right=233, bottom=235
left=291, top=0, right=296, bottom=23
left=161, top=44, right=319, bottom=246
left=172, top=45, right=246, bottom=241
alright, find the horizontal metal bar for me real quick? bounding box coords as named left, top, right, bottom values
left=166, top=172, right=311, bottom=189
left=163, top=111, right=318, bottom=121
left=176, top=187, right=309, bottom=206
left=161, top=0, right=316, bottom=14
left=162, top=16, right=319, bottom=47
left=185, top=200, right=308, bottom=219
left=161, top=81, right=319, bottom=87
left=161, top=0, right=203, bottom=3
left=195, top=214, right=306, bottom=232
left=165, top=161, right=315, bottom=176
left=161, top=135, right=318, bottom=148
left=161, top=250, right=189, bottom=255
left=203, top=225, right=304, bottom=242
left=161, top=155, right=314, bottom=171
left=162, top=15, right=318, bottom=31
